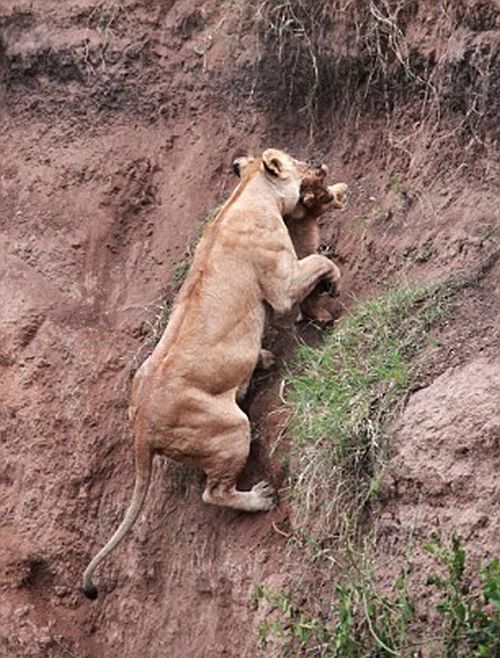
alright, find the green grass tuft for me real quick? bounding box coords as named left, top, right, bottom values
left=286, top=279, right=460, bottom=543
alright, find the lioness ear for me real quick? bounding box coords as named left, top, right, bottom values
left=262, top=149, right=285, bottom=178
left=232, top=158, right=243, bottom=177
left=232, top=155, right=254, bottom=178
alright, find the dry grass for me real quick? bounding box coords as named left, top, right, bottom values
left=239, top=0, right=498, bottom=154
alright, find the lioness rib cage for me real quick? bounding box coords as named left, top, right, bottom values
left=83, top=148, right=343, bottom=599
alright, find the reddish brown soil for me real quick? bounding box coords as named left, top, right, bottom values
left=0, top=1, right=498, bottom=657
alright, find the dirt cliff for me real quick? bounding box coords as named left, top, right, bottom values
left=1, top=1, right=498, bottom=656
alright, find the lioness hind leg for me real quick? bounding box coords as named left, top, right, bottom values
left=201, top=417, right=276, bottom=512
left=203, top=479, right=276, bottom=512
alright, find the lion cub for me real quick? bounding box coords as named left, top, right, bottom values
left=286, top=172, right=347, bottom=323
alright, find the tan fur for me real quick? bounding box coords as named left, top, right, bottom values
left=82, top=149, right=340, bottom=598
left=233, top=156, right=348, bottom=323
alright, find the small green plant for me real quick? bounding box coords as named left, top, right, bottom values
left=253, top=536, right=500, bottom=657
left=170, top=258, right=191, bottom=287
left=254, top=563, right=415, bottom=656
left=425, top=534, right=500, bottom=657
left=283, top=252, right=499, bottom=550
left=415, top=239, right=436, bottom=263
left=386, top=172, right=409, bottom=207
left=386, top=171, right=405, bottom=194
left=352, top=213, right=369, bottom=228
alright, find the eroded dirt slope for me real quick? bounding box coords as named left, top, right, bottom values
left=0, top=1, right=499, bottom=657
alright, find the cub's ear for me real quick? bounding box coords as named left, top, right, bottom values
left=328, top=182, right=348, bottom=209
left=262, top=148, right=286, bottom=178
left=319, top=189, right=335, bottom=205
left=301, top=191, right=316, bottom=208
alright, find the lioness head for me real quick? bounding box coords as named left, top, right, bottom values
left=233, top=149, right=310, bottom=215
left=232, top=154, right=347, bottom=220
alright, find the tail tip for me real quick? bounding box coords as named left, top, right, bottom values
left=83, top=584, right=98, bottom=600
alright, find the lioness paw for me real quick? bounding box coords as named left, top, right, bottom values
left=326, top=262, right=341, bottom=285
left=252, top=480, right=277, bottom=510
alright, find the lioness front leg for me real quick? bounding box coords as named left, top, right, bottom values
left=263, top=253, right=340, bottom=315
left=261, top=251, right=340, bottom=313
left=291, top=255, right=340, bottom=305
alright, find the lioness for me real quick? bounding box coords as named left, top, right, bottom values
left=233, top=155, right=347, bottom=323
left=82, top=149, right=339, bottom=599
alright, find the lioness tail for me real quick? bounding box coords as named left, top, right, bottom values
left=82, top=444, right=152, bottom=599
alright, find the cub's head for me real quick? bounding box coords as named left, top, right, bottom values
left=294, top=177, right=348, bottom=220
left=232, top=153, right=347, bottom=220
